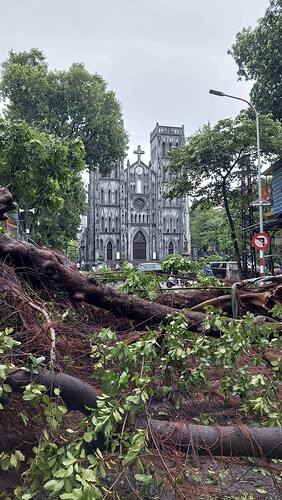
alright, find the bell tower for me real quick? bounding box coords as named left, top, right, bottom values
left=150, top=123, right=187, bottom=259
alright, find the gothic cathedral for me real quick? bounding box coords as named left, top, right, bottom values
left=81, top=123, right=188, bottom=267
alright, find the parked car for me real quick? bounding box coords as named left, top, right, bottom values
left=136, top=262, right=163, bottom=274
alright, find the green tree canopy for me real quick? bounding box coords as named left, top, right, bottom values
left=0, top=118, right=86, bottom=248
left=229, top=0, right=282, bottom=121
left=0, top=49, right=128, bottom=172
left=191, top=205, right=233, bottom=258
left=166, top=112, right=282, bottom=277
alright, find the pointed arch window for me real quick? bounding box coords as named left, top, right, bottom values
left=101, top=217, right=105, bottom=232
left=101, top=189, right=104, bottom=204
left=108, top=190, right=111, bottom=204
left=107, top=241, right=113, bottom=261
left=168, top=242, right=174, bottom=255
left=162, top=142, right=166, bottom=157
left=115, top=189, right=118, bottom=204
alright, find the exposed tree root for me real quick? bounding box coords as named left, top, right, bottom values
left=26, top=301, right=56, bottom=368
left=0, top=235, right=205, bottom=328
left=6, top=369, right=98, bottom=415
left=6, top=369, right=282, bottom=460
left=147, top=419, right=282, bottom=459
left=155, top=288, right=228, bottom=309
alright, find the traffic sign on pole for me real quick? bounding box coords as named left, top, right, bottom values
left=252, top=232, right=270, bottom=251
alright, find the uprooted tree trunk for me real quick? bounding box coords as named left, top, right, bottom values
left=147, top=419, right=282, bottom=459
left=190, top=286, right=282, bottom=316
left=0, top=235, right=205, bottom=328
left=155, top=288, right=228, bottom=310
left=7, top=369, right=282, bottom=460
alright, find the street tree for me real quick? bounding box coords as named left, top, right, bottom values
left=166, top=112, right=282, bottom=278
left=0, top=119, right=86, bottom=249
left=191, top=205, right=233, bottom=258
left=229, top=0, right=282, bottom=122
left=0, top=49, right=128, bottom=172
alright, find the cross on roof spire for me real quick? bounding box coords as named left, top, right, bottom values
left=133, top=145, right=145, bottom=164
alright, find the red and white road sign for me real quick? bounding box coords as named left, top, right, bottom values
left=252, top=232, right=270, bottom=251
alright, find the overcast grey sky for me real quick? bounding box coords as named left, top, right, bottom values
left=0, top=0, right=268, bottom=163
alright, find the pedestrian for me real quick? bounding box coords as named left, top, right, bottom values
left=203, top=263, right=213, bottom=276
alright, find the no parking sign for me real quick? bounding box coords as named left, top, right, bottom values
left=252, top=232, right=270, bottom=251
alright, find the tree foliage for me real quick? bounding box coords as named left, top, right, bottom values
left=191, top=205, right=234, bottom=258
left=166, top=112, right=282, bottom=277
left=229, top=0, right=282, bottom=121
left=0, top=49, right=128, bottom=172
left=0, top=119, right=86, bottom=248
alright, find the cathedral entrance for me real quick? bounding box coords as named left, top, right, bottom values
left=133, top=231, right=146, bottom=260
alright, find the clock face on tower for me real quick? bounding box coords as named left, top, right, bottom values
left=135, top=165, right=144, bottom=176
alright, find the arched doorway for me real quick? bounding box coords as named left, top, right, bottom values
left=107, top=241, right=113, bottom=261
left=168, top=241, right=174, bottom=254
left=133, top=231, right=146, bottom=260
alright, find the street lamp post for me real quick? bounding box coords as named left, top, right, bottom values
left=209, top=89, right=265, bottom=277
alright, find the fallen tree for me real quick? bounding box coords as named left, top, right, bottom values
left=6, top=369, right=282, bottom=460
left=156, top=282, right=282, bottom=319
left=0, top=235, right=205, bottom=328
left=147, top=419, right=282, bottom=459
left=155, top=288, right=228, bottom=309
left=0, top=189, right=282, bottom=497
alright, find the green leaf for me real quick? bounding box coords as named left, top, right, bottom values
left=256, top=487, right=268, bottom=494
left=83, top=431, right=93, bottom=443
left=54, top=468, right=66, bottom=478
left=44, top=479, right=65, bottom=492
left=10, top=453, right=17, bottom=467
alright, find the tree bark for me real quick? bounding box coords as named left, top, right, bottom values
left=0, top=187, right=17, bottom=220
left=222, top=182, right=243, bottom=280
left=0, top=236, right=205, bottom=329
left=7, top=369, right=282, bottom=459
left=155, top=289, right=227, bottom=310
left=147, top=419, right=282, bottom=459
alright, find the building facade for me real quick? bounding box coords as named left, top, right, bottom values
left=81, top=123, right=189, bottom=267
left=262, top=159, right=282, bottom=258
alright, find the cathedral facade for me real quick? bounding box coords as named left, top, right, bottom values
left=81, top=123, right=188, bottom=267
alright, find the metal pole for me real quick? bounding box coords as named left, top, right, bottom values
left=185, top=195, right=191, bottom=256
left=256, top=111, right=265, bottom=277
